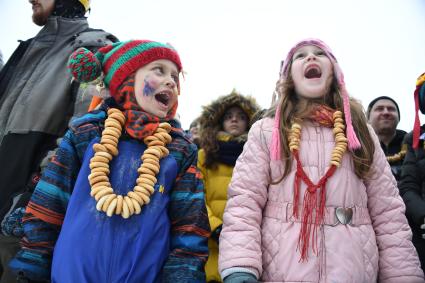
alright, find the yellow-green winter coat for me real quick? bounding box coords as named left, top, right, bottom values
left=197, top=91, right=260, bottom=282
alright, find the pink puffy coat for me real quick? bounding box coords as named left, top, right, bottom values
left=219, top=118, right=424, bottom=283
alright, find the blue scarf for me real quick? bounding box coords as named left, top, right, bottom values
left=216, top=140, right=244, bottom=166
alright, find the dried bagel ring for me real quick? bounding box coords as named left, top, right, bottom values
left=121, top=198, right=130, bottom=219
left=91, top=155, right=110, bottom=163
left=102, top=194, right=117, bottom=212
left=115, top=195, right=123, bottom=215
left=128, top=191, right=143, bottom=204
left=109, top=112, right=125, bottom=125
left=90, top=161, right=109, bottom=169
left=95, top=151, right=113, bottom=161
left=131, top=198, right=142, bottom=214
left=106, top=198, right=118, bottom=217
left=124, top=196, right=134, bottom=215
left=93, top=143, right=107, bottom=153
left=158, top=122, right=172, bottom=132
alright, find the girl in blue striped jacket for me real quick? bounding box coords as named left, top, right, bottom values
left=10, top=40, right=209, bottom=283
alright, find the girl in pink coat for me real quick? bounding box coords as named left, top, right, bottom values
left=218, top=39, right=424, bottom=283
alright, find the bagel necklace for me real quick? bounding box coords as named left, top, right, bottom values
left=88, top=108, right=172, bottom=219
left=288, top=110, right=347, bottom=261
left=386, top=148, right=407, bottom=163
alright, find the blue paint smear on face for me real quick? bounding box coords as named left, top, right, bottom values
left=143, top=78, right=155, bottom=96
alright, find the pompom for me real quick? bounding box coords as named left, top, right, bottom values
left=68, top=47, right=102, bottom=82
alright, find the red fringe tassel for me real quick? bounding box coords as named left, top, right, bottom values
left=292, top=150, right=336, bottom=261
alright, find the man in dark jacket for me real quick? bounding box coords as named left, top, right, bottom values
left=367, top=96, right=406, bottom=180
left=0, top=1, right=117, bottom=282
left=399, top=73, right=425, bottom=272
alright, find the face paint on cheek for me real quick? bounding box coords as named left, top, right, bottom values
left=143, top=77, right=156, bottom=96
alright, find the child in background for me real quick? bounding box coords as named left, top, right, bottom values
left=9, top=40, right=209, bottom=283
left=188, top=117, right=201, bottom=148
left=218, top=39, right=423, bottom=282
left=399, top=72, right=425, bottom=272
left=197, top=91, right=259, bottom=282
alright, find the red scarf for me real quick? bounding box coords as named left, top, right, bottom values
left=293, top=105, right=338, bottom=261
left=113, top=75, right=178, bottom=140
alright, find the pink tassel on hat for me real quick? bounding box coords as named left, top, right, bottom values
left=338, top=74, right=361, bottom=150
left=413, top=86, right=421, bottom=149
left=270, top=104, right=282, bottom=160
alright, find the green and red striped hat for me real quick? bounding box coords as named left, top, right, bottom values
left=68, top=40, right=182, bottom=97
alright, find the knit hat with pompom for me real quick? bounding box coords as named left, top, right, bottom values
left=67, top=40, right=182, bottom=98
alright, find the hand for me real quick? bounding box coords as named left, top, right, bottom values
left=211, top=224, right=222, bottom=242
left=223, top=272, right=258, bottom=283
left=1, top=207, right=25, bottom=237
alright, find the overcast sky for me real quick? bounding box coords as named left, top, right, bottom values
left=1, top=0, right=425, bottom=131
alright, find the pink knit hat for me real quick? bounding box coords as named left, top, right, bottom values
left=270, top=39, right=361, bottom=160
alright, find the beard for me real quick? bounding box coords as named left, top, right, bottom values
left=375, top=124, right=397, bottom=136
left=32, top=10, right=50, bottom=26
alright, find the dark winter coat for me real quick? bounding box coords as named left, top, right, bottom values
left=0, top=16, right=117, bottom=225
left=380, top=129, right=406, bottom=180
left=399, top=125, right=425, bottom=270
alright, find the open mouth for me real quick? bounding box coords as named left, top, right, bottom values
left=154, top=91, right=170, bottom=107
left=304, top=65, right=322, bottom=79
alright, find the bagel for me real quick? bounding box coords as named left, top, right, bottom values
left=89, top=175, right=109, bottom=186
left=102, top=194, right=117, bottom=212
left=147, top=140, right=165, bottom=147
left=141, top=162, right=160, bottom=174
left=93, top=143, right=107, bottom=153
left=105, top=119, right=122, bottom=130
left=104, top=143, right=118, bottom=156
left=101, top=137, right=118, bottom=147
left=94, top=187, right=113, bottom=201
left=334, top=118, right=344, bottom=124
left=144, top=147, right=162, bottom=159
left=137, top=191, right=151, bottom=204
left=96, top=194, right=110, bottom=211
left=90, top=185, right=109, bottom=197
left=128, top=191, right=143, bottom=204
left=135, top=184, right=154, bottom=194
left=160, top=147, right=169, bottom=157
left=138, top=166, right=155, bottom=175
left=95, top=151, right=113, bottom=160
left=138, top=173, right=157, bottom=184
left=333, top=111, right=343, bottom=119
left=92, top=181, right=111, bottom=189
left=141, top=153, right=159, bottom=161
left=121, top=198, right=130, bottom=219
left=102, top=128, right=120, bottom=139
left=108, top=112, right=126, bottom=125
left=142, top=158, right=160, bottom=167
left=124, top=196, right=134, bottom=215
left=115, top=195, right=123, bottom=215
left=106, top=198, right=118, bottom=217
left=89, top=161, right=109, bottom=169
left=158, top=122, right=171, bottom=132
left=107, top=108, right=123, bottom=116
left=143, top=136, right=156, bottom=144
left=131, top=198, right=141, bottom=214
left=90, top=155, right=110, bottom=164
left=137, top=176, right=155, bottom=187
left=88, top=171, right=107, bottom=180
